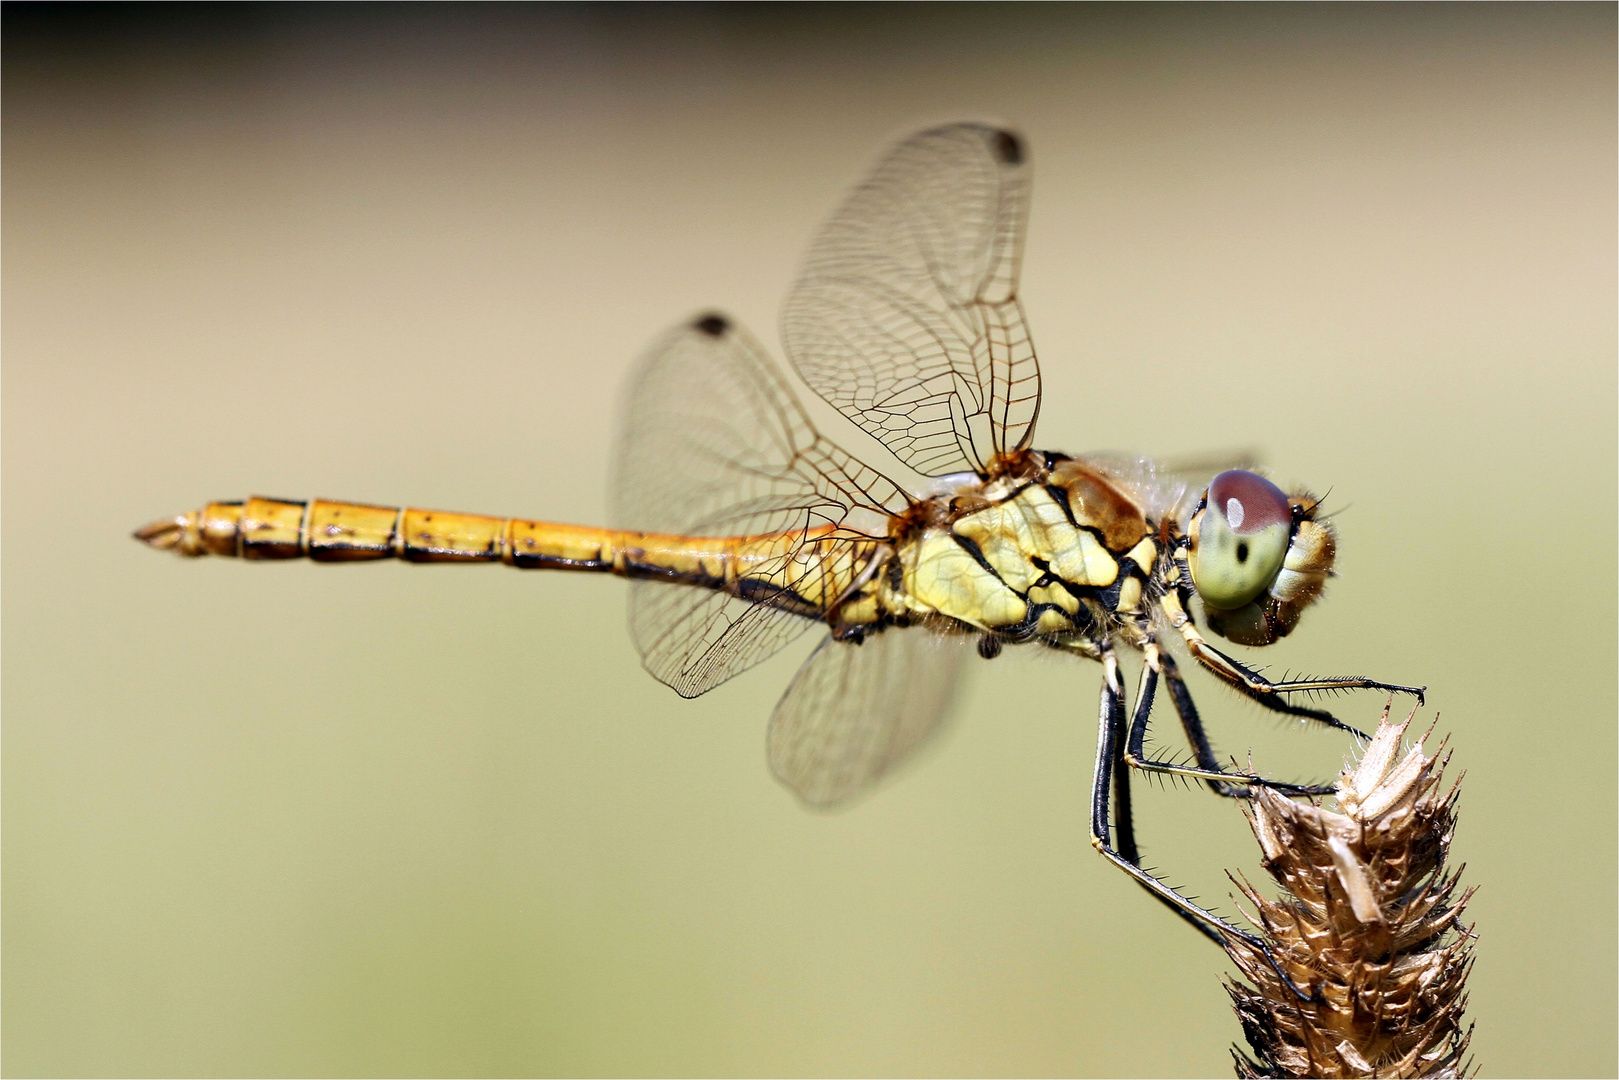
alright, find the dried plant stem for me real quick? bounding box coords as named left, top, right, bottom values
left=1224, top=703, right=1476, bottom=1078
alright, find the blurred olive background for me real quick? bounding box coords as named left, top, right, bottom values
left=5, top=4, right=1614, bottom=1076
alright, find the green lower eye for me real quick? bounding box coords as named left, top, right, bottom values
left=1191, top=513, right=1288, bottom=610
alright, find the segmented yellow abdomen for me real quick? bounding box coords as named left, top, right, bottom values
left=135, top=497, right=874, bottom=618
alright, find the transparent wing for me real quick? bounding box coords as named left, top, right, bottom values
left=1075, top=449, right=1262, bottom=526
left=1159, top=448, right=1261, bottom=490
left=782, top=123, right=1041, bottom=478
left=767, top=628, right=969, bottom=806
left=610, top=313, right=907, bottom=698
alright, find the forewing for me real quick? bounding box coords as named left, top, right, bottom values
left=767, top=629, right=969, bottom=806
left=782, top=123, right=1040, bottom=478
left=610, top=314, right=906, bottom=698
left=1159, top=449, right=1261, bottom=491
left=1069, top=449, right=1261, bottom=527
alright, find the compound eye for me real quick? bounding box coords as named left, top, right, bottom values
left=1190, top=470, right=1291, bottom=611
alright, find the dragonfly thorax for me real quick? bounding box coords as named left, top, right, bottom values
left=852, top=455, right=1164, bottom=650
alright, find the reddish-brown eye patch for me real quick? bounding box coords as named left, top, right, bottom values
left=1208, top=471, right=1290, bottom=536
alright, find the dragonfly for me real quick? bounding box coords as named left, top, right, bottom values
left=137, top=123, right=1422, bottom=958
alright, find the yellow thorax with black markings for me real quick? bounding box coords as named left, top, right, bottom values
left=860, top=456, right=1162, bottom=640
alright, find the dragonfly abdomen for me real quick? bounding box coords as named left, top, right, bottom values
left=133, top=496, right=584, bottom=565
left=136, top=497, right=870, bottom=619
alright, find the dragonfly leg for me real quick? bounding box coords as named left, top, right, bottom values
left=1160, top=594, right=1423, bottom=740
left=1091, top=650, right=1317, bottom=999
left=1091, top=650, right=1232, bottom=946
left=1108, top=652, right=1140, bottom=865
left=1125, top=645, right=1335, bottom=798
left=1160, top=652, right=1249, bottom=798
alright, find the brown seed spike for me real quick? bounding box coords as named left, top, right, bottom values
left=1224, top=705, right=1477, bottom=1078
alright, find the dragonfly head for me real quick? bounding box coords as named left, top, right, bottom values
left=1186, top=470, right=1334, bottom=646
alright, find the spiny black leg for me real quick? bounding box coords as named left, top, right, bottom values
left=1087, top=651, right=1125, bottom=858
left=1090, top=651, right=1221, bottom=946
left=1164, top=594, right=1423, bottom=739
left=1090, top=652, right=1317, bottom=999
left=1125, top=648, right=1335, bottom=798
left=1192, top=639, right=1424, bottom=741
left=1110, top=662, right=1140, bottom=865
left=1161, top=653, right=1247, bottom=798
